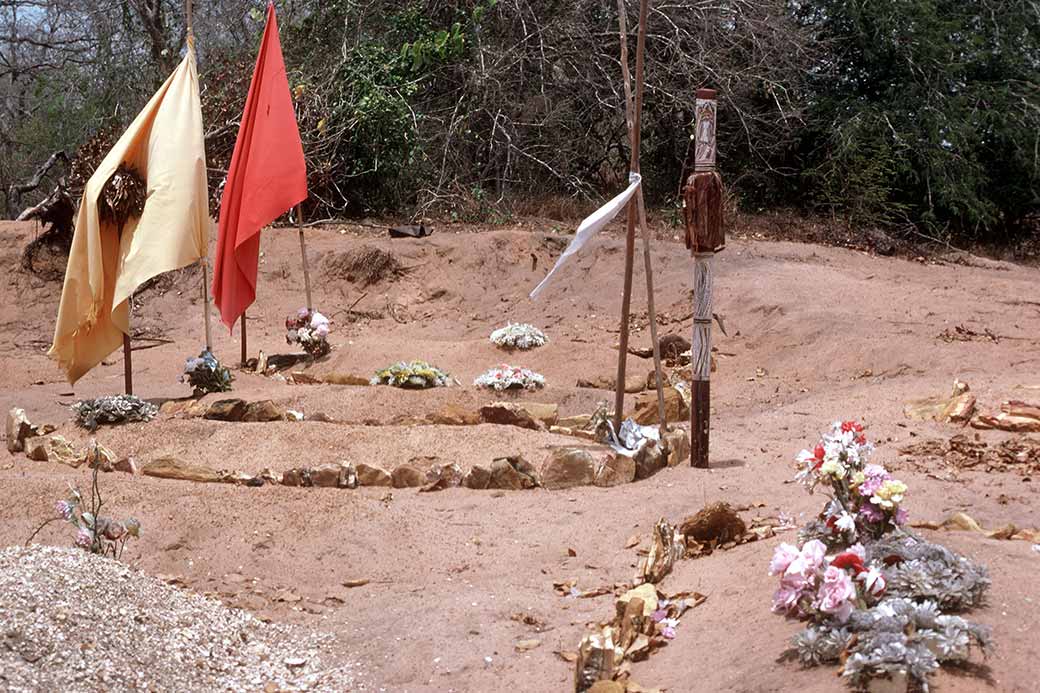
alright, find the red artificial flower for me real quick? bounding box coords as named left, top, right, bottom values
left=812, top=443, right=826, bottom=470
left=841, top=421, right=863, bottom=434
left=830, top=551, right=866, bottom=575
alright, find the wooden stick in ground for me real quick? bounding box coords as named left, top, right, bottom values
left=613, top=0, right=661, bottom=432
left=297, top=203, right=313, bottom=311
left=628, top=0, right=667, bottom=432
left=200, top=259, right=213, bottom=351
left=240, top=314, right=248, bottom=366
left=123, top=332, right=133, bottom=395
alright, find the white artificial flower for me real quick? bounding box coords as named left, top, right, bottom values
left=862, top=566, right=886, bottom=596
left=836, top=511, right=856, bottom=533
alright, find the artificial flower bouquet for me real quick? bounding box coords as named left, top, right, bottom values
left=489, top=323, right=548, bottom=351
left=54, top=487, right=140, bottom=558
left=72, top=395, right=158, bottom=431
left=771, top=540, right=887, bottom=622
left=795, top=421, right=908, bottom=545
left=474, top=364, right=545, bottom=391
left=286, top=308, right=331, bottom=357
left=181, top=349, right=233, bottom=394
left=772, top=421, right=990, bottom=691
left=371, top=360, right=452, bottom=389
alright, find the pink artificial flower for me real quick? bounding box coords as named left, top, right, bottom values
left=895, top=508, right=909, bottom=525
left=771, top=580, right=804, bottom=615
left=651, top=609, right=668, bottom=623
left=858, top=502, right=884, bottom=523
left=54, top=500, right=73, bottom=520
left=75, top=528, right=93, bottom=549
left=816, top=566, right=855, bottom=622
left=661, top=625, right=677, bottom=639
left=769, top=543, right=800, bottom=576
left=786, top=539, right=827, bottom=578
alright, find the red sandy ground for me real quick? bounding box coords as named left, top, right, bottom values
left=1, top=218, right=1039, bottom=692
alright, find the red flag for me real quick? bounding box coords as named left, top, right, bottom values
left=212, top=2, right=307, bottom=330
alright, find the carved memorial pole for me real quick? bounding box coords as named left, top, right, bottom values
left=684, top=89, right=725, bottom=468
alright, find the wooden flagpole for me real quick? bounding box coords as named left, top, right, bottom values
left=613, top=0, right=667, bottom=432
left=185, top=0, right=214, bottom=354
left=240, top=314, right=248, bottom=366
left=685, top=89, right=724, bottom=468
left=123, top=333, right=133, bottom=395
left=297, top=204, right=313, bottom=311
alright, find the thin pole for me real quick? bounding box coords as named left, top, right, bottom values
left=613, top=0, right=663, bottom=432
left=240, top=314, right=248, bottom=366
left=297, top=203, right=313, bottom=311
left=186, top=0, right=211, bottom=354
left=629, top=0, right=667, bottom=432
left=123, top=333, right=133, bottom=395
left=200, top=260, right=213, bottom=351
left=612, top=0, right=638, bottom=433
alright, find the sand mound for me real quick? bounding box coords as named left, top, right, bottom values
left=322, top=245, right=404, bottom=287
left=0, top=545, right=362, bottom=692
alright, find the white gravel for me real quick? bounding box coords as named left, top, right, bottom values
left=0, top=545, right=363, bottom=692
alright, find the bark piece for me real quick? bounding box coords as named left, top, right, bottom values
left=489, top=456, right=539, bottom=490
left=82, top=442, right=117, bottom=471
left=629, top=387, right=687, bottom=425
left=243, top=400, right=285, bottom=422
left=594, top=453, right=636, bottom=487
left=421, top=463, right=464, bottom=492
left=541, top=448, right=597, bottom=490
left=663, top=429, right=690, bottom=467
left=356, top=463, right=393, bottom=487
left=6, top=408, right=40, bottom=453
left=204, top=399, right=248, bottom=421
left=392, top=464, right=426, bottom=488
left=142, top=457, right=221, bottom=483
left=971, top=400, right=1040, bottom=433
left=25, top=435, right=82, bottom=467
left=427, top=404, right=481, bottom=426
left=638, top=519, right=683, bottom=584
left=633, top=440, right=666, bottom=480
left=574, top=626, right=623, bottom=693
left=480, top=402, right=559, bottom=430
left=463, top=465, right=492, bottom=489
left=311, top=462, right=353, bottom=488
left=281, top=468, right=311, bottom=487
left=904, top=380, right=976, bottom=423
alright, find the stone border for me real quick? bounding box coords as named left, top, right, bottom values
left=8, top=406, right=691, bottom=494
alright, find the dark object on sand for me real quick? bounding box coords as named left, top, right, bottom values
left=389, top=224, right=433, bottom=239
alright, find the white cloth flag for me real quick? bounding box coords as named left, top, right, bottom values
left=529, top=173, right=641, bottom=299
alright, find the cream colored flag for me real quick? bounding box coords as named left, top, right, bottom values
left=49, top=48, right=210, bottom=384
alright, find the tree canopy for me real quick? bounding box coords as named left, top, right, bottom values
left=2, top=0, right=1037, bottom=242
